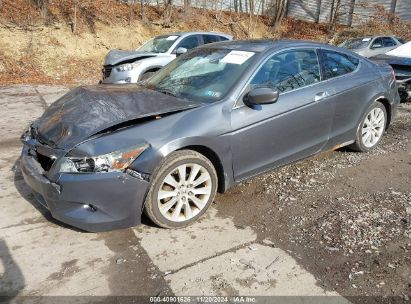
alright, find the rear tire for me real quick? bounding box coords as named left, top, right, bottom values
left=349, top=101, right=387, bottom=152
left=144, top=150, right=218, bottom=229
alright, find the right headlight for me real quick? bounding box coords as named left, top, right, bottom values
left=115, top=61, right=142, bottom=72
left=56, top=144, right=149, bottom=173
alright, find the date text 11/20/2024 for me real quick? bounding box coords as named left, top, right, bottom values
left=149, top=296, right=257, bottom=303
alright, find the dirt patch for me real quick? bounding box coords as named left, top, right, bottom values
left=215, top=103, right=411, bottom=299
left=95, top=229, right=173, bottom=296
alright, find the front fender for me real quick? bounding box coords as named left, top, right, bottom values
left=130, top=136, right=234, bottom=192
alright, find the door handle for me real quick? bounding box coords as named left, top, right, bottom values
left=314, top=91, right=330, bottom=102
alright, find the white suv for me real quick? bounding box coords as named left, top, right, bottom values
left=101, top=32, right=233, bottom=84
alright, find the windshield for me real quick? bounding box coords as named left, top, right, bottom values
left=340, top=38, right=371, bottom=50
left=138, top=35, right=180, bottom=53
left=144, top=48, right=257, bottom=103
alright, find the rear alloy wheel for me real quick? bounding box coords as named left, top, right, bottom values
left=350, top=101, right=387, bottom=152
left=144, top=150, right=217, bottom=228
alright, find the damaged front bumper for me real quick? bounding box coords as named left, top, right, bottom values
left=101, top=66, right=142, bottom=84
left=20, top=145, right=149, bottom=232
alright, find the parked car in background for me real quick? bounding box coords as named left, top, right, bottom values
left=370, top=41, right=411, bottom=102
left=21, top=40, right=399, bottom=232
left=101, top=32, right=233, bottom=84
left=339, top=36, right=403, bottom=58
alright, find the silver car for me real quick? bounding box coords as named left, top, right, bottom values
left=339, top=36, right=403, bottom=58
left=102, top=32, right=232, bottom=84
left=21, top=40, right=400, bottom=231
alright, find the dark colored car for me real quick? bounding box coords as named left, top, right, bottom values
left=370, top=42, right=411, bottom=102
left=20, top=40, right=400, bottom=232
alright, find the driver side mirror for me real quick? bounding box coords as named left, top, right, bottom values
left=244, top=87, right=279, bottom=106
left=371, top=43, right=383, bottom=49
left=175, top=47, right=188, bottom=56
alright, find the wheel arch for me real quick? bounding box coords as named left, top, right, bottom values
left=177, top=145, right=227, bottom=193
left=375, top=97, right=392, bottom=129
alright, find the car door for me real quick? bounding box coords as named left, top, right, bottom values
left=382, top=37, right=399, bottom=52
left=367, top=38, right=385, bottom=57
left=318, top=49, right=377, bottom=146
left=230, top=48, right=334, bottom=181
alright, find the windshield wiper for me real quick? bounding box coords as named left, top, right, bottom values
left=156, top=88, right=178, bottom=97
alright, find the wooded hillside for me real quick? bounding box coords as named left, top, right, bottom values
left=0, top=0, right=409, bottom=84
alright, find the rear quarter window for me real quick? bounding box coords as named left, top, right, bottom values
left=320, top=50, right=359, bottom=80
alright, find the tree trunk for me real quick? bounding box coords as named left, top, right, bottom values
left=163, top=0, right=173, bottom=26
left=348, top=0, right=355, bottom=27
left=248, top=0, right=254, bottom=37
left=271, top=0, right=288, bottom=29
left=184, top=0, right=191, bottom=14
left=141, top=0, right=145, bottom=21
left=73, top=0, right=78, bottom=34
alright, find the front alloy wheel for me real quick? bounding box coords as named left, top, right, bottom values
left=144, top=150, right=217, bottom=228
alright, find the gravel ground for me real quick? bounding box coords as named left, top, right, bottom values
left=216, top=102, right=411, bottom=301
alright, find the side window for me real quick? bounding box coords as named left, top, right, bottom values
left=218, top=36, right=230, bottom=41
left=202, top=35, right=219, bottom=44
left=371, top=38, right=383, bottom=48
left=176, top=36, right=200, bottom=50
left=250, top=49, right=321, bottom=94
left=383, top=37, right=396, bottom=47
left=320, top=50, right=359, bottom=79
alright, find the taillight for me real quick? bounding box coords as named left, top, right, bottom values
left=390, top=66, right=396, bottom=81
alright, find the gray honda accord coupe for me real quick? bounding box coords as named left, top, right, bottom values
left=21, top=40, right=400, bottom=231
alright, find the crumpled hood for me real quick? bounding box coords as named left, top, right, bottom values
left=32, top=85, right=200, bottom=150
left=104, top=50, right=159, bottom=66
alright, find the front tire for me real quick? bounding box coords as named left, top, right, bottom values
left=144, top=150, right=218, bottom=229
left=350, top=101, right=387, bottom=152
left=139, top=71, right=157, bottom=81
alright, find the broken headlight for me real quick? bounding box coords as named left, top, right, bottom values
left=57, top=144, right=149, bottom=173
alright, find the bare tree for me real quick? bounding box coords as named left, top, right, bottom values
left=328, top=0, right=349, bottom=31
left=33, top=0, right=48, bottom=18
left=184, top=0, right=191, bottom=14
left=270, top=0, right=289, bottom=30
left=73, top=0, right=78, bottom=34
left=248, top=0, right=254, bottom=36
left=162, top=0, right=173, bottom=26
left=141, top=0, right=146, bottom=21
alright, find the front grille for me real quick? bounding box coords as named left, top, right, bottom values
left=103, top=66, right=113, bottom=79
left=36, top=152, right=55, bottom=171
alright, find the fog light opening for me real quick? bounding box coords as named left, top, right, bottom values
left=83, top=204, right=97, bottom=212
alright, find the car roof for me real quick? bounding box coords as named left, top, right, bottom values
left=198, top=39, right=331, bottom=53
left=164, top=31, right=233, bottom=38
left=350, top=35, right=396, bottom=40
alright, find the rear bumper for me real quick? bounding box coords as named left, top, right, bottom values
left=20, top=146, right=149, bottom=232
